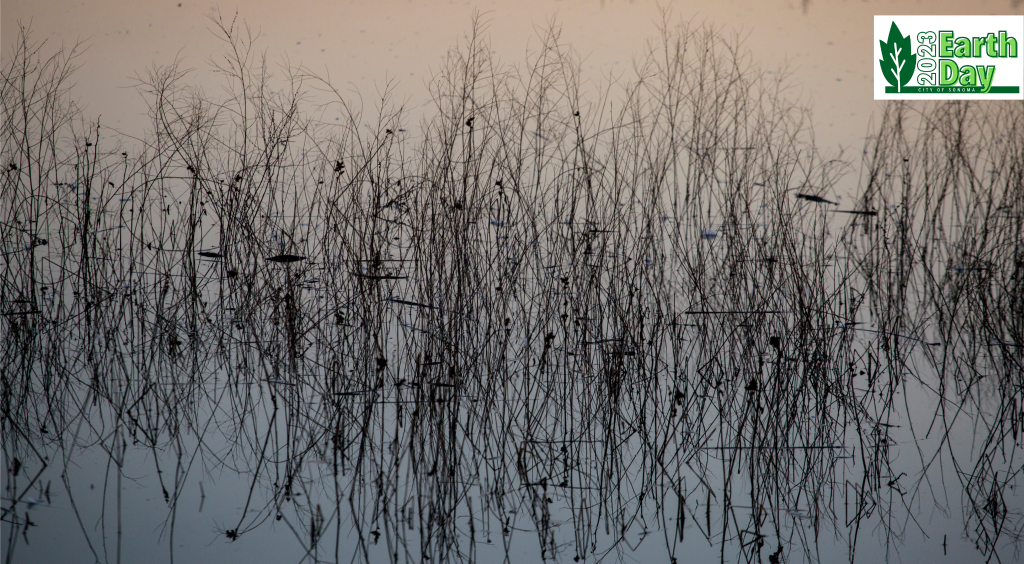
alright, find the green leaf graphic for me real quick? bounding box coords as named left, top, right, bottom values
left=878, top=22, right=918, bottom=93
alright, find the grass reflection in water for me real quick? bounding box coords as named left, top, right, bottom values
left=2, top=13, right=1022, bottom=564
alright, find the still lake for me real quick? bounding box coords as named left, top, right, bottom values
left=3, top=2, right=1023, bottom=562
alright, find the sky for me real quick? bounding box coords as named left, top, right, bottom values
left=4, top=0, right=1023, bottom=159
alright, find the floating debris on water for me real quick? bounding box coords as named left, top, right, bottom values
left=266, top=254, right=305, bottom=263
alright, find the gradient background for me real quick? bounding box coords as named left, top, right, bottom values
left=3, top=2, right=1023, bottom=562
left=4, top=0, right=1023, bottom=159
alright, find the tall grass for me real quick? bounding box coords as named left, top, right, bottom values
left=2, top=13, right=1022, bottom=564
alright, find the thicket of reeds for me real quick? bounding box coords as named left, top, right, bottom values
left=2, top=13, right=1022, bottom=564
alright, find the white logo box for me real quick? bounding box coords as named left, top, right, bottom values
left=874, top=15, right=1024, bottom=100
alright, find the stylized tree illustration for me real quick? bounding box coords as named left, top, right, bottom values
left=879, top=22, right=917, bottom=92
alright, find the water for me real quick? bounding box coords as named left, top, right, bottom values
left=3, top=5, right=1024, bottom=564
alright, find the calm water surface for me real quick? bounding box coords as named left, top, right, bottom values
left=3, top=2, right=1023, bottom=563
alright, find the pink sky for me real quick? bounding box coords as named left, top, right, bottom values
left=4, top=0, right=1020, bottom=158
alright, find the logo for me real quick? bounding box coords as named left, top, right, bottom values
left=875, top=16, right=1024, bottom=100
